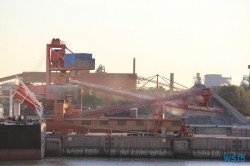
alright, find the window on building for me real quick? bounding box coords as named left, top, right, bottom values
left=136, top=121, right=144, bottom=126
left=171, top=122, right=180, bottom=126
left=154, top=121, right=162, bottom=126
left=117, top=120, right=126, bottom=125
left=100, top=121, right=108, bottom=125
left=82, top=120, right=91, bottom=125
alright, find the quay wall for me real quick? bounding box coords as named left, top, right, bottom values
left=45, top=135, right=250, bottom=159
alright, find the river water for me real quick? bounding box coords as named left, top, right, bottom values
left=0, top=157, right=249, bottom=166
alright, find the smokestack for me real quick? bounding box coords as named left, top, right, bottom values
left=170, top=73, right=174, bottom=92
left=196, top=73, right=201, bottom=84
left=248, top=65, right=250, bottom=91
left=133, top=58, right=136, bottom=74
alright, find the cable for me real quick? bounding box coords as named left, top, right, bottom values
left=160, top=75, right=189, bottom=90
left=36, top=54, right=46, bottom=71
left=35, top=53, right=46, bottom=71
left=160, top=76, right=186, bottom=91
left=32, top=51, right=45, bottom=71
left=32, top=52, right=44, bottom=71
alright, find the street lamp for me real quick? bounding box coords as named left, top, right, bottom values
left=207, top=123, right=209, bottom=135
left=236, top=125, right=238, bottom=140
left=233, top=124, right=238, bottom=139
left=232, top=123, right=238, bottom=151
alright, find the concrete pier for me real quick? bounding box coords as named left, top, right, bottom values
left=45, top=134, right=250, bottom=159
left=45, top=138, right=61, bottom=157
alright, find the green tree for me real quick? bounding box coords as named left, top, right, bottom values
left=216, top=85, right=250, bottom=115
left=83, top=91, right=104, bottom=109
left=74, top=88, right=104, bottom=110
left=138, top=106, right=151, bottom=115
left=132, top=86, right=168, bottom=98
left=109, top=96, right=134, bottom=106
left=109, top=96, right=123, bottom=106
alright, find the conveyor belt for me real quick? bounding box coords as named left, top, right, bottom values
left=69, top=77, right=154, bottom=101
left=79, top=88, right=222, bottom=118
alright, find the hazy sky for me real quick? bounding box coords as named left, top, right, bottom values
left=1, top=0, right=250, bottom=88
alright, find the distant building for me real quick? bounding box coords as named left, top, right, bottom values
left=241, top=75, right=250, bottom=91
left=193, top=73, right=203, bottom=85
left=204, top=74, right=231, bottom=89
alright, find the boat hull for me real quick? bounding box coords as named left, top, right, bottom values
left=0, top=122, right=46, bottom=160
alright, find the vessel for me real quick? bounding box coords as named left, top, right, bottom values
left=0, top=121, right=46, bottom=160
left=0, top=76, right=46, bottom=160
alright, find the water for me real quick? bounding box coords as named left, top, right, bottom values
left=0, top=157, right=249, bottom=166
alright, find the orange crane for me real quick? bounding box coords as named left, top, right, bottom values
left=26, top=38, right=223, bottom=135
left=63, top=76, right=222, bottom=135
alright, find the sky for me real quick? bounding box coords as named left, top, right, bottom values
left=0, top=0, right=250, bottom=88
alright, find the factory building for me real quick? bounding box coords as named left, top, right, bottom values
left=204, top=74, right=231, bottom=88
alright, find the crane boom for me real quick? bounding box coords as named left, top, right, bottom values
left=68, top=76, right=154, bottom=101
left=78, top=87, right=222, bottom=118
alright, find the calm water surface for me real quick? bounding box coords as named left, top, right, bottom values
left=0, top=157, right=249, bottom=166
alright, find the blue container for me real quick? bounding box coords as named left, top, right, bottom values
left=64, top=53, right=93, bottom=68
left=75, top=54, right=92, bottom=59
left=64, top=55, right=75, bottom=68
left=65, top=53, right=92, bottom=59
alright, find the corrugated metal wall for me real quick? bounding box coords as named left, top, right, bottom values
left=46, top=135, right=250, bottom=158
left=49, top=85, right=78, bottom=100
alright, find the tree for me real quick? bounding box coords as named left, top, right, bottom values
left=216, top=85, right=250, bottom=115
left=74, top=88, right=104, bottom=110
left=131, top=86, right=169, bottom=98
left=83, top=91, right=104, bottom=109
left=109, top=95, right=135, bottom=106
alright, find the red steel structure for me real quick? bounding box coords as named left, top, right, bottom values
left=14, top=38, right=222, bottom=135
left=75, top=86, right=222, bottom=118
left=46, top=38, right=95, bottom=99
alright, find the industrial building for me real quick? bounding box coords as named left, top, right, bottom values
left=0, top=38, right=249, bottom=160
left=204, top=74, right=232, bottom=88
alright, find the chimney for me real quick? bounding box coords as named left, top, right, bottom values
left=133, top=58, right=136, bottom=74
left=170, top=73, right=174, bottom=92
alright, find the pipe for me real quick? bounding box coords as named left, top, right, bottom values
left=133, top=58, right=135, bottom=74
left=170, top=73, right=174, bottom=92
